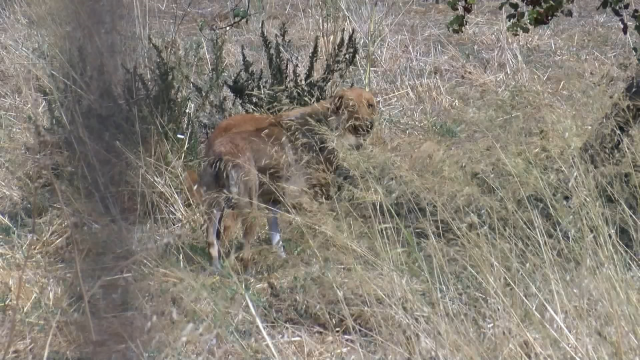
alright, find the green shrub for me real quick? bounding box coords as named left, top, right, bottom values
left=227, top=21, right=359, bottom=114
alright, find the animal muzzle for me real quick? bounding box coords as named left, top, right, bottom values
left=345, top=135, right=365, bottom=150
left=348, top=118, right=375, bottom=138
left=363, top=118, right=375, bottom=135
left=351, top=138, right=365, bottom=150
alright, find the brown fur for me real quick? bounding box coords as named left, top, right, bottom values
left=187, top=87, right=377, bottom=273
left=208, top=114, right=276, bottom=143
left=193, top=126, right=300, bottom=273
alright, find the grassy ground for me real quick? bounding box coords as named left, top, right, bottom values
left=1, top=0, right=639, bottom=359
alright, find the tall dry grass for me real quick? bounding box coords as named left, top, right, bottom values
left=0, top=0, right=639, bottom=359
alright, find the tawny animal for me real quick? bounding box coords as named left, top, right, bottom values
left=189, top=87, right=377, bottom=273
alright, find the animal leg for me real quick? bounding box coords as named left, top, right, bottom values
left=229, top=166, right=259, bottom=268
left=267, top=203, right=285, bottom=258
left=220, top=210, right=238, bottom=250
left=242, top=171, right=260, bottom=266
left=206, top=207, right=224, bottom=274
left=234, top=199, right=257, bottom=269
left=239, top=211, right=258, bottom=268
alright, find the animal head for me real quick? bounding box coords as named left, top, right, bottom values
left=329, top=87, right=377, bottom=148
left=196, top=157, right=231, bottom=195
left=185, top=161, right=230, bottom=207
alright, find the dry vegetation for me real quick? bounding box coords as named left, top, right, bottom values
left=0, top=0, right=639, bottom=359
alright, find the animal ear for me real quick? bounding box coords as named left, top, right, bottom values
left=330, top=90, right=346, bottom=114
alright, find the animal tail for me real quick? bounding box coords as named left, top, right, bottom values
left=207, top=157, right=226, bottom=187
left=198, top=156, right=236, bottom=243
left=202, top=156, right=237, bottom=209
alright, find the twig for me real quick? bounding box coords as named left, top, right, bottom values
left=50, top=178, right=96, bottom=341
left=244, top=290, right=279, bottom=360
left=209, top=12, right=257, bottom=32
left=1, top=236, right=32, bottom=360
left=365, top=1, right=377, bottom=91
left=43, top=310, right=61, bottom=360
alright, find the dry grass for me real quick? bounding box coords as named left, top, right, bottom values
left=0, top=0, right=639, bottom=359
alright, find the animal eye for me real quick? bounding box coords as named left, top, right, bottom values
left=367, top=102, right=375, bottom=110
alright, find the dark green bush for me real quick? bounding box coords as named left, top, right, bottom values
left=227, top=21, right=358, bottom=114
